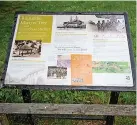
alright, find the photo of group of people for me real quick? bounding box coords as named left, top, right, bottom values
left=47, top=66, right=67, bottom=79
left=12, top=40, right=41, bottom=57
left=96, top=20, right=109, bottom=31
left=88, top=15, right=126, bottom=33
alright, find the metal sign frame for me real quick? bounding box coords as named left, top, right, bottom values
left=1, top=12, right=136, bottom=91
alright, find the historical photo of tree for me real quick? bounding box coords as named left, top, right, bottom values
left=12, top=40, right=41, bottom=57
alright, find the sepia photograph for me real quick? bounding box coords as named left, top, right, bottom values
left=57, top=55, right=71, bottom=68
left=12, top=40, right=41, bottom=57
left=87, top=15, right=126, bottom=33
left=47, top=66, right=67, bottom=79
left=56, top=15, right=86, bottom=30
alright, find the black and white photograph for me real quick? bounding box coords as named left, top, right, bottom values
left=47, top=66, right=67, bottom=79
left=87, top=15, right=126, bottom=33
left=12, top=40, right=41, bottom=57
left=56, top=15, right=86, bottom=30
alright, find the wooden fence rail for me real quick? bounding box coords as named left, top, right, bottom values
left=0, top=103, right=135, bottom=116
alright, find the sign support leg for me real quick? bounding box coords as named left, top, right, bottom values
left=106, top=91, right=120, bottom=125
left=22, top=89, right=34, bottom=125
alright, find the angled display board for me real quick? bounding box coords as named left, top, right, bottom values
left=1, top=12, right=136, bottom=91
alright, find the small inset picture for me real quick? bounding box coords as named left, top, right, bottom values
left=57, top=55, right=71, bottom=68
left=47, top=66, right=67, bottom=79
left=87, top=15, right=126, bottom=33
left=92, top=61, right=130, bottom=73
left=56, top=15, right=86, bottom=30
left=12, top=40, right=41, bottom=57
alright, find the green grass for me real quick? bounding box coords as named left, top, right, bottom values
left=0, top=1, right=136, bottom=125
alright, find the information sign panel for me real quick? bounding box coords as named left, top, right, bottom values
left=1, top=12, right=136, bottom=91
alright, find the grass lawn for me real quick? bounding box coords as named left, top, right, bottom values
left=0, top=1, right=136, bottom=125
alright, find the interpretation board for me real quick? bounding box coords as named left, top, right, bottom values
left=1, top=12, right=136, bottom=91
